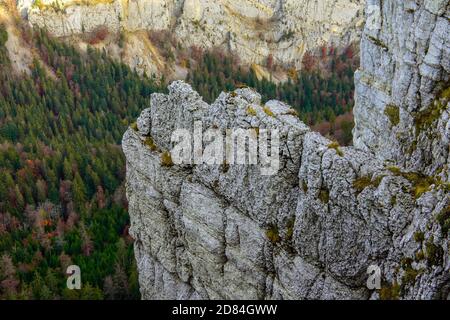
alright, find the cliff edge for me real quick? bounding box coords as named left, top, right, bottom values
left=123, top=0, right=449, bottom=299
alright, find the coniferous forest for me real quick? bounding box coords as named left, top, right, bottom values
left=0, top=24, right=358, bottom=299
left=0, top=26, right=162, bottom=299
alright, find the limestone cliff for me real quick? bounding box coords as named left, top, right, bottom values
left=123, top=0, right=449, bottom=300
left=18, top=0, right=364, bottom=75
left=353, top=0, right=450, bottom=181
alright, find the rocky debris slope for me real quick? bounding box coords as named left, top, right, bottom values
left=123, top=0, right=449, bottom=300
left=19, top=0, right=364, bottom=73
left=0, top=0, right=33, bottom=74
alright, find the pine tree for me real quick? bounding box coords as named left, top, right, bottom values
left=72, top=172, right=87, bottom=209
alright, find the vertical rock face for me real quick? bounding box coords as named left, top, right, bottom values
left=123, top=0, right=449, bottom=300
left=21, top=0, right=364, bottom=69
left=353, top=0, right=450, bottom=180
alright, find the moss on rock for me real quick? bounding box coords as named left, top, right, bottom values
left=246, top=106, right=257, bottom=116
left=318, top=187, right=329, bottom=204
left=413, top=231, right=424, bottom=243
left=387, top=167, right=439, bottom=199
left=266, top=224, right=280, bottom=244
left=353, top=175, right=384, bottom=195
left=414, top=85, right=449, bottom=136
left=380, top=282, right=400, bottom=300
left=263, top=106, right=275, bottom=117
left=328, top=141, right=344, bottom=157
left=384, top=104, right=400, bottom=126
left=144, top=136, right=158, bottom=151
left=160, top=151, right=174, bottom=167
left=425, top=237, right=444, bottom=267
left=436, top=205, right=450, bottom=236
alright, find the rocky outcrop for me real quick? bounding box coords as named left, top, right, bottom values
left=124, top=81, right=449, bottom=300
left=123, top=0, right=449, bottom=300
left=20, top=0, right=364, bottom=72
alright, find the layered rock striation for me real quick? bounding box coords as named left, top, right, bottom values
left=20, top=0, right=364, bottom=71
left=123, top=0, right=449, bottom=299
